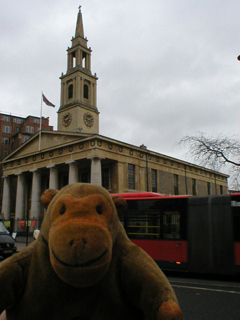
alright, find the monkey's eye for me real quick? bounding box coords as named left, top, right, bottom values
left=60, top=205, right=66, bottom=215
left=96, top=205, right=103, bottom=215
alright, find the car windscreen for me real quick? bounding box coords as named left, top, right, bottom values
left=0, top=221, right=8, bottom=233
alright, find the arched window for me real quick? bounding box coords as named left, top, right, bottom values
left=68, top=84, right=73, bottom=99
left=84, top=84, right=89, bottom=99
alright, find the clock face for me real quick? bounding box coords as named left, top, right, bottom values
left=83, top=112, right=94, bottom=127
left=62, top=112, right=72, bottom=127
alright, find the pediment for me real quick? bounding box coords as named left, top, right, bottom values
left=3, top=131, right=90, bottom=161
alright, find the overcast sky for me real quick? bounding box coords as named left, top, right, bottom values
left=1, top=0, right=239, bottom=167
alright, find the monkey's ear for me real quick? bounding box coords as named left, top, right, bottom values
left=41, top=189, right=58, bottom=209
left=112, top=196, right=127, bottom=217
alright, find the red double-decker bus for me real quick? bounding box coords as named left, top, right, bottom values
left=113, top=192, right=240, bottom=275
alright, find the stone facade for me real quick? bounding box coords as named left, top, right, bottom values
left=1, top=132, right=228, bottom=224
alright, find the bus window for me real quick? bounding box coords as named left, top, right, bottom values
left=163, top=211, right=181, bottom=240
left=124, top=199, right=161, bottom=239
left=126, top=213, right=160, bottom=239
left=120, top=197, right=187, bottom=240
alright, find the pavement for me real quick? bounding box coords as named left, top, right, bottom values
left=16, top=238, right=35, bottom=252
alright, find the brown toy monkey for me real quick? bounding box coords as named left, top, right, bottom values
left=0, top=183, right=183, bottom=319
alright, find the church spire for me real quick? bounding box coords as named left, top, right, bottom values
left=75, top=6, right=84, bottom=38
left=58, top=7, right=99, bottom=134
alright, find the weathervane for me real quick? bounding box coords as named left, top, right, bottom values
left=78, top=5, right=82, bottom=11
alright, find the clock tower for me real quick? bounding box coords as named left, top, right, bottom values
left=58, top=7, right=99, bottom=134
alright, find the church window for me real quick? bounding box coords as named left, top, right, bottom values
left=220, top=185, right=223, bottom=194
left=68, top=84, right=73, bottom=99
left=207, top=182, right=211, bottom=195
left=84, top=84, right=89, bottom=99
left=152, top=169, right=157, bottom=192
left=173, top=174, right=179, bottom=195
left=192, top=178, right=197, bottom=195
left=128, top=164, right=135, bottom=190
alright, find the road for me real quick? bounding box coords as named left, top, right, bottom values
left=1, top=246, right=240, bottom=320
left=168, top=274, right=240, bottom=320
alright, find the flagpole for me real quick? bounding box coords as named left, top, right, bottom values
left=39, top=92, right=43, bottom=151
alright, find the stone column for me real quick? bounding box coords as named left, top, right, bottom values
left=73, top=77, right=76, bottom=101
left=86, top=52, right=91, bottom=70
left=30, top=169, right=41, bottom=220
left=68, top=52, right=73, bottom=70
left=89, top=83, right=93, bottom=105
left=67, top=161, right=79, bottom=184
left=135, top=165, right=140, bottom=191
left=64, top=81, right=68, bottom=105
left=2, top=176, right=11, bottom=220
left=48, top=165, right=59, bottom=189
left=76, top=75, right=81, bottom=102
left=76, top=48, right=81, bottom=66
left=139, top=166, right=147, bottom=191
left=60, top=82, right=64, bottom=107
left=15, top=173, right=25, bottom=220
left=80, top=77, right=83, bottom=102
left=93, top=83, right=97, bottom=108
left=88, top=157, right=102, bottom=186
left=113, top=162, right=124, bottom=193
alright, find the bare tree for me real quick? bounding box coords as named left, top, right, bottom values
left=178, top=132, right=240, bottom=189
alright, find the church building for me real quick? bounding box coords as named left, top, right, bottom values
left=1, top=8, right=228, bottom=229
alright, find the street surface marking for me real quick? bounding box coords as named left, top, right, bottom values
left=172, top=284, right=240, bottom=294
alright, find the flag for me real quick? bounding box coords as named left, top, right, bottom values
left=42, top=93, right=55, bottom=107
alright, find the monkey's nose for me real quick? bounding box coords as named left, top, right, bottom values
left=69, top=238, right=87, bottom=247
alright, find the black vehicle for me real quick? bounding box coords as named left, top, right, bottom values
left=0, top=217, right=17, bottom=259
